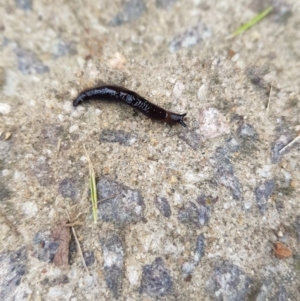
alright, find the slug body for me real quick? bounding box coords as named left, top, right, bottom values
left=73, top=85, right=187, bottom=127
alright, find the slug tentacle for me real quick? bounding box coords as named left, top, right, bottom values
left=73, top=85, right=187, bottom=127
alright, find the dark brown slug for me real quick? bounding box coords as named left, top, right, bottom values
left=73, top=85, right=187, bottom=127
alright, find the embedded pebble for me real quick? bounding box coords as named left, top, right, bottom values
left=295, top=216, right=300, bottom=242
left=52, top=39, right=77, bottom=58
left=182, top=234, right=205, bottom=276
left=32, top=157, right=54, bottom=187
left=100, top=129, right=137, bottom=145
left=21, top=201, right=38, bottom=218
left=0, top=248, right=27, bottom=300
left=213, top=147, right=242, bottom=200
left=245, top=65, right=268, bottom=90
left=178, top=129, right=201, bottom=150
left=155, top=195, right=171, bottom=217
left=238, top=123, right=258, bottom=140
left=255, top=180, right=275, bottom=215
left=272, top=2, right=292, bottom=23
left=15, top=0, right=32, bottom=10
left=0, top=181, right=11, bottom=201
left=272, top=286, right=288, bottom=301
left=110, top=0, right=146, bottom=26
left=169, top=23, right=212, bottom=53
left=97, top=178, right=145, bottom=224
left=197, top=84, right=208, bottom=102
left=32, top=231, right=60, bottom=263
left=83, top=251, right=95, bottom=266
left=14, top=47, right=49, bottom=74
left=58, top=178, right=79, bottom=200
left=47, top=286, right=73, bottom=301
left=0, top=103, right=12, bottom=115
left=0, top=140, right=11, bottom=160
left=206, top=262, right=252, bottom=301
left=40, top=124, right=63, bottom=145
left=225, top=137, right=240, bottom=153
left=69, top=125, right=78, bottom=134
left=178, top=195, right=217, bottom=227
left=198, top=108, right=230, bottom=138
left=100, top=235, right=124, bottom=299
left=271, top=135, right=292, bottom=164
left=156, top=0, right=177, bottom=9
left=140, top=257, right=173, bottom=298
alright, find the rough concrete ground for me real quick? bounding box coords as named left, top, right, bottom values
left=0, top=0, right=299, bottom=300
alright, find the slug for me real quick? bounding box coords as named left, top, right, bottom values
left=73, top=85, right=187, bottom=127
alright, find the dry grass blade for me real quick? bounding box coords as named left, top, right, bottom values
left=65, top=210, right=89, bottom=273
left=279, top=134, right=300, bottom=154
left=83, top=144, right=98, bottom=223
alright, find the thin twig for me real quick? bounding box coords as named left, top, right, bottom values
left=266, top=84, right=272, bottom=115
left=65, top=209, right=89, bottom=273
left=279, top=134, right=300, bottom=154
left=65, top=222, right=84, bottom=227
left=56, top=138, right=61, bottom=158
left=97, top=194, right=120, bottom=204
left=0, top=211, right=21, bottom=236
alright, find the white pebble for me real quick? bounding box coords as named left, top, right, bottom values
left=0, top=103, right=12, bottom=115
left=22, top=202, right=38, bottom=218
left=69, top=125, right=78, bottom=133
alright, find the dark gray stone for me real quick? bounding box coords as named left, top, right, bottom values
left=255, top=180, right=275, bottom=215
left=32, top=157, right=54, bottom=187
left=272, top=1, right=292, bottom=23
left=296, top=216, right=300, bottom=242
left=100, top=235, right=124, bottom=299
left=182, top=234, right=205, bottom=276
left=178, top=129, right=201, bottom=150
left=40, top=124, right=63, bottom=145
left=178, top=201, right=200, bottom=226
left=52, top=39, right=77, bottom=58
left=169, top=23, right=211, bottom=52
left=100, top=129, right=137, bottom=146
left=156, top=0, right=177, bottom=9
left=32, top=232, right=59, bottom=263
left=206, top=262, right=252, bottom=301
left=272, top=286, right=288, bottom=301
left=245, top=65, right=268, bottom=90
left=110, top=0, right=146, bottom=26
left=14, top=47, right=49, bottom=74
left=238, top=123, right=258, bottom=140
left=15, top=0, right=32, bottom=10
left=97, top=178, right=145, bottom=224
left=140, top=257, right=173, bottom=298
left=178, top=195, right=217, bottom=227
left=0, top=247, right=27, bottom=300
left=225, top=137, right=240, bottom=153
left=271, top=135, right=293, bottom=163
left=0, top=181, right=11, bottom=201
left=155, top=196, right=171, bottom=217
left=0, top=140, right=11, bottom=160
left=213, top=147, right=242, bottom=200
left=58, top=178, right=78, bottom=200
left=83, top=251, right=95, bottom=267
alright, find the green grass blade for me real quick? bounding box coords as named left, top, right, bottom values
left=232, top=6, right=273, bottom=37
left=84, top=144, right=98, bottom=223
left=89, top=165, right=98, bottom=223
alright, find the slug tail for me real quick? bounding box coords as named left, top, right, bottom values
left=73, top=94, right=84, bottom=107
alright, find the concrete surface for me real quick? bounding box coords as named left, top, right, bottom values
left=0, top=0, right=299, bottom=300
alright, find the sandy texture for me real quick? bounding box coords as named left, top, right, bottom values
left=0, top=0, right=299, bottom=300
